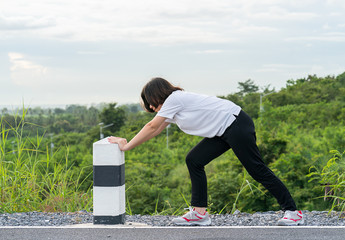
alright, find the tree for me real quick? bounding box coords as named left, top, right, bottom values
left=99, top=103, right=126, bottom=135
left=219, top=79, right=261, bottom=118
left=1, top=108, right=8, bottom=115
left=238, top=79, right=259, bottom=95
left=261, top=84, right=275, bottom=94
left=54, top=108, right=65, bottom=114
left=85, top=106, right=99, bottom=126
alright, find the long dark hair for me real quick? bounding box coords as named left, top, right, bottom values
left=141, top=77, right=183, bottom=112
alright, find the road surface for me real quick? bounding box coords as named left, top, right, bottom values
left=1, top=225, right=345, bottom=240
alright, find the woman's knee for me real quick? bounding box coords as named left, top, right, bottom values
left=185, top=151, right=202, bottom=169
left=185, top=152, right=194, bottom=166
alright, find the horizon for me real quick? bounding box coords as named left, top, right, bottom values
left=1, top=70, right=344, bottom=110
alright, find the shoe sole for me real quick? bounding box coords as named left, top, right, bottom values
left=277, top=220, right=305, bottom=226
left=173, top=219, right=212, bottom=226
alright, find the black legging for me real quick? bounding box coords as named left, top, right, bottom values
left=185, top=110, right=297, bottom=211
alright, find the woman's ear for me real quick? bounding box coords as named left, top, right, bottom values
left=155, top=104, right=163, bottom=112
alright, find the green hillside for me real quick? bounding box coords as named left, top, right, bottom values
left=1, top=73, right=344, bottom=214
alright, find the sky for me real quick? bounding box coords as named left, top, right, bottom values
left=1, top=0, right=345, bottom=108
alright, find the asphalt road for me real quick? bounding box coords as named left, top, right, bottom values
left=1, top=226, right=345, bottom=240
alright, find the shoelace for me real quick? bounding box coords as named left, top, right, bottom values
left=284, top=210, right=302, bottom=219
left=181, top=207, right=194, bottom=218
left=184, top=207, right=194, bottom=211
left=284, top=211, right=292, bottom=218
left=182, top=207, right=208, bottom=217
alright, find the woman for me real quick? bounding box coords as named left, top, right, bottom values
left=108, top=77, right=304, bottom=226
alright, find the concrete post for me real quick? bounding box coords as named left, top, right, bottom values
left=93, top=138, right=125, bottom=224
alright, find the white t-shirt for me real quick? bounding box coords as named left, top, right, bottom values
left=157, top=90, right=241, bottom=138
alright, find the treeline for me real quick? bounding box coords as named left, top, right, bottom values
left=0, top=72, right=344, bottom=214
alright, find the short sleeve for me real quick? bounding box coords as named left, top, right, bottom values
left=156, top=91, right=183, bottom=120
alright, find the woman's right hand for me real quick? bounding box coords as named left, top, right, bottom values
left=108, top=136, right=128, bottom=151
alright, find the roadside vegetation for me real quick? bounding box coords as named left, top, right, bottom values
left=1, top=72, right=344, bottom=215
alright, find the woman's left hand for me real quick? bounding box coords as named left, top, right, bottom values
left=108, top=136, right=128, bottom=151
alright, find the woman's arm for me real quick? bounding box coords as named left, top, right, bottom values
left=108, top=115, right=169, bottom=151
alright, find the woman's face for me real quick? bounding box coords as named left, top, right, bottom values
left=149, top=104, right=162, bottom=112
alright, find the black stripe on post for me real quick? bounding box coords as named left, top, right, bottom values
left=93, top=165, right=125, bottom=187
left=93, top=214, right=126, bottom=224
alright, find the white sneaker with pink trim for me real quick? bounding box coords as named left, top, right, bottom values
left=277, top=210, right=305, bottom=226
left=172, top=207, right=211, bottom=226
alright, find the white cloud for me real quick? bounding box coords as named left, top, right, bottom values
left=113, top=25, right=234, bottom=45
left=327, top=0, right=345, bottom=8
left=77, top=51, right=104, bottom=55
left=250, top=7, right=318, bottom=21
left=0, top=14, right=55, bottom=30
left=8, top=53, right=48, bottom=87
left=1, top=0, right=345, bottom=105
left=285, top=32, right=345, bottom=42
left=194, top=50, right=224, bottom=54
left=257, top=64, right=306, bottom=73
left=0, top=0, right=331, bottom=44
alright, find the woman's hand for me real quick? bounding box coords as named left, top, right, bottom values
left=107, top=116, right=168, bottom=151
left=108, top=136, right=128, bottom=151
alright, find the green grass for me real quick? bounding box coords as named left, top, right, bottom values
left=308, top=150, right=345, bottom=215
left=0, top=109, right=92, bottom=213
left=2, top=108, right=343, bottom=216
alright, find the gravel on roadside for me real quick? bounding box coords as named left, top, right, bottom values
left=1, top=210, right=344, bottom=227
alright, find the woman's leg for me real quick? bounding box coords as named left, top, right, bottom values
left=186, top=137, right=230, bottom=207
left=221, top=111, right=297, bottom=211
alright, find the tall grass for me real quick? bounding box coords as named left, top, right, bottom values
left=0, top=109, right=92, bottom=213
left=308, top=150, right=345, bottom=215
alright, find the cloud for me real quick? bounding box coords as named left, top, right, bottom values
left=194, top=50, right=224, bottom=54
left=250, top=7, right=318, bottom=21
left=327, top=0, right=345, bottom=8
left=112, top=25, right=235, bottom=45
left=285, top=32, right=345, bottom=42
left=0, top=0, right=327, bottom=44
left=8, top=53, right=48, bottom=87
left=257, top=64, right=306, bottom=73
left=77, top=51, right=105, bottom=55
left=0, top=14, right=55, bottom=30
left=1, top=0, right=345, bottom=107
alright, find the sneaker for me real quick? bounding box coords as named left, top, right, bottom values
left=172, top=207, right=211, bottom=226
left=277, top=210, right=304, bottom=226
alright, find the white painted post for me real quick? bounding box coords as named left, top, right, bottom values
left=93, top=138, right=125, bottom=224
